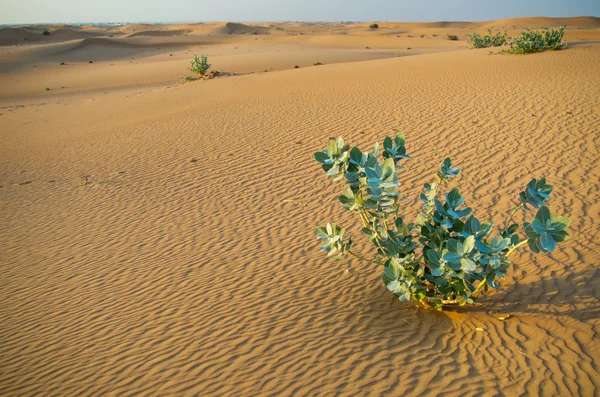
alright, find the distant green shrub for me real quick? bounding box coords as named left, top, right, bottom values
left=468, top=28, right=508, bottom=48
left=369, top=23, right=379, bottom=29
left=42, top=30, right=50, bottom=36
left=314, top=134, right=570, bottom=310
left=189, top=53, right=211, bottom=75
left=447, top=34, right=459, bottom=41
left=313, top=62, right=322, bottom=66
left=509, top=26, right=566, bottom=54
left=294, top=65, right=300, bottom=68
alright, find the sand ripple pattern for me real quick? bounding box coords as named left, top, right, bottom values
left=1, top=47, right=599, bottom=396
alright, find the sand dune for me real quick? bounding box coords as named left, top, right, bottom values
left=220, top=22, right=270, bottom=35
left=0, top=17, right=599, bottom=397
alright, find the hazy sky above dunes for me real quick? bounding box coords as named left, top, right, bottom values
left=1, top=0, right=599, bottom=24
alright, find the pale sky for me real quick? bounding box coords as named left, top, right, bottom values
left=1, top=0, right=599, bottom=24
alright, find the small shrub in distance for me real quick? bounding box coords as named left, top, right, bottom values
left=42, top=30, right=50, bottom=36
left=468, top=28, right=508, bottom=48
left=313, top=62, right=322, bottom=66
left=447, top=34, right=459, bottom=41
left=509, top=26, right=566, bottom=54
left=294, top=65, right=300, bottom=68
left=189, top=53, right=211, bottom=76
left=313, top=134, right=570, bottom=310
left=369, top=23, right=379, bottom=29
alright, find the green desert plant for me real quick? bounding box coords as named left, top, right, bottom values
left=314, top=134, right=570, bottom=310
left=447, top=34, right=459, bottom=41
left=509, top=26, right=566, bottom=54
left=189, top=53, right=211, bottom=76
left=313, top=62, right=322, bottom=66
left=369, top=23, right=379, bottom=29
left=468, top=28, right=508, bottom=48
left=42, top=30, right=50, bottom=36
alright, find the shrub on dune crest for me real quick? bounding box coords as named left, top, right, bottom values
left=369, top=23, right=379, bottom=29
left=314, top=134, right=570, bottom=311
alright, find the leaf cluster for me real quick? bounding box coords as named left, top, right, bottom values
left=468, top=28, right=508, bottom=49
left=314, top=134, right=570, bottom=310
left=189, top=53, right=211, bottom=76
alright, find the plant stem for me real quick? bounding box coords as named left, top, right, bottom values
left=503, top=203, right=524, bottom=233
left=348, top=250, right=384, bottom=266
left=472, top=239, right=529, bottom=297
left=503, top=239, right=529, bottom=259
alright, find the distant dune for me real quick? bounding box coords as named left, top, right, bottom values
left=221, top=22, right=270, bottom=35
left=127, top=29, right=192, bottom=38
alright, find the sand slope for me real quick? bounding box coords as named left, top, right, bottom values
left=0, top=18, right=599, bottom=397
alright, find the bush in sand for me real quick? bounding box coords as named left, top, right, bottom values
left=468, top=28, right=509, bottom=48
left=314, top=134, right=570, bottom=311
left=369, top=23, right=379, bottom=29
left=189, top=53, right=211, bottom=76
left=509, top=26, right=566, bottom=53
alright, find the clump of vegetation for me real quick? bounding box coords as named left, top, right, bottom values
left=369, top=23, right=379, bottom=29
left=313, top=134, right=570, bottom=311
left=89, top=60, right=93, bottom=63
left=420, top=34, right=425, bottom=38
left=294, top=65, right=300, bottom=68
left=447, top=34, right=459, bottom=41
left=313, top=62, right=323, bottom=66
left=45, top=87, right=50, bottom=91
left=42, top=30, right=50, bottom=36
left=60, top=62, right=65, bottom=65
left=509, top=26, right=566, bottom=54
left=189, top=53, right=211, bottom=76
left=108, top=34, right=114, bottom=37
left=183, top=75, right=198, bottom=82
left=468, top=28, right=509, bottom=48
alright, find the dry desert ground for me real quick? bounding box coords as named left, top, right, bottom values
left=1, top=17, right=600, bottom=396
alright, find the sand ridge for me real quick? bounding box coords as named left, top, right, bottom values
left=0, top=17, right=599, bottom=397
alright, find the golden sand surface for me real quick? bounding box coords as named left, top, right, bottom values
left=1, top=17, right=599, bottom=396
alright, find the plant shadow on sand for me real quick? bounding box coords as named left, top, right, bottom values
left=426, top=266, right=599, bottom=322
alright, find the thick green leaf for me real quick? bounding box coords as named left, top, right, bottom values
left=539, top=232, right=556, bottom=252
left=443, top=252, right=463, bottom=263
left=349, top=146, right=363, bottom=164
left=314, top=152, right=329, bottom=163
left=535, top=206, right=551, bottom=225
left=460, top=258, right=476, bottom=273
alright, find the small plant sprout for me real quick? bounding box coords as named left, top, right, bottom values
left=189, top=53, right=211, bottom=76
left=313, top=134, right=570, bottom=311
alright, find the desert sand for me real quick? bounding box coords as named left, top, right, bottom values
left=0, top=17, right=599, bottom=396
